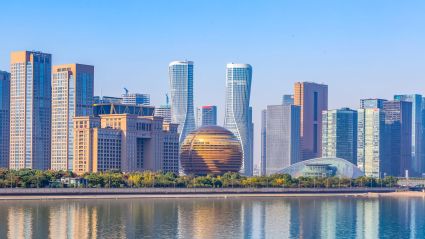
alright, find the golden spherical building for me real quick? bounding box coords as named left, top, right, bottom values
left=180, top=126, right=242, bottom=175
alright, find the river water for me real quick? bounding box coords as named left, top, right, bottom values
left=0, top=196, right=424, bottom=238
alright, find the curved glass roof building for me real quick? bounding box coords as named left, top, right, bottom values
left=169, top=61, right=196, bottom=142
left=180, top=126, right=242, bottom=175
left=276, top=157, right=364, bottom=178
left=224, top=63, right=253, bottom=176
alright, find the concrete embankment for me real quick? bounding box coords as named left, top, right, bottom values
left=0, top=187, right=401, bottom=200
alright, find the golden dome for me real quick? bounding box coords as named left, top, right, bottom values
left=180, top=126, right=242, bottom=175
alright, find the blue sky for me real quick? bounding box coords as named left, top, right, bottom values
left=1, top=0, right=424, bottom=165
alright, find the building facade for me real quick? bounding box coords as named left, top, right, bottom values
left=360, top=98, right=387, bottom=109
left=357, top=108, right=385, bottom=178
left=224, top=63, right=253, bottom=176
left=260, top=109, right=267, bottom=176
left=394, top=94, right=423, bottom=176
left=0, top=71, right=10, bottom=168
left=73, top=115, right=179, bottom=174
left=200, top=105, right=217, bottom=126
left=9, top=51, right=52, bottom=170
left=282, top=94, right=294, bottom=105
left=51, top=64, right=94, bottom=171
left=383, top=100, right=412, bottom=177
left=264, top=105, right=300, bottom=175
left=93, top=103, right=154, bottom=117
left=322, top=108, right=358, bottom=164
left=122, top=92, right=150, bottom=106
left=294, top=82, right=328, bottom=161
left=169, top=61, right=195, bottom=143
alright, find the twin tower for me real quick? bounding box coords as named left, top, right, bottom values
left=168, top=61, right=254, bottom=176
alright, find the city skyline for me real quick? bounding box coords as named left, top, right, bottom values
left=1, top=1, right=425, bottom=167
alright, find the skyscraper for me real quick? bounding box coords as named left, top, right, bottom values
left=394, top=94, right=423, bottom=176
left=357, top=108, right=385, bottom=177
left=200, top=105, right=217, bottom=126
left=51, top=64, right=94, bottom=171
left=264, top=105, right=300, bottom=175
left=155, top=94, right=172, bottom=124
left=282, top=94, right=294, bottom=105
left=169, top=61, right=195, bottom=142
left=9, top=51, right=52, bottom=170
left=0, top=71, right=10, bottom=168
left=294, top=82, right=328, bottom=161
left=224, top=63, right=253, bottom=176
left=383, top=100, right=412, bottom=177
left=322, top=108, right=358, bottom=164
left=360, top=98, right=387, bottom=109
left=260, top=109, right=267, bottom=176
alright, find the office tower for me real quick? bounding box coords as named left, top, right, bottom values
left=394, top=94, right=423, bottom=176
left=155, top=95, right=172, bottom=124
left=264, top=105, right=300, bottom=175
left=93, top=96, right=123, bottom=104
left=357, top=108, right=385, bottom=177
left=294, top=82, right=328, bottom=161
left=322, top=108, right=358, bottom=164
left=282, top=94, right=294, bottom=105
left=93, top=103, right=154, bottom=116
left=360, top=98, right=387, bottom=109
left=169, top=61, right=195, bottom=142
left=9, top=51, right=52, bottom=170
left=260, top=110, right=267, bottom=176
left=0, top=71, right=10, bottom=168
left=200, top=105, right=217, bottom=126
left=51, top=64, right=94, bottom=171
left=195, top=107, right=202, bottom=128
left=73, top=115, right=179, bottom=174
left=224, top=63, right=253, bottom=176
left=122, top=91, right=150, bottom=106
left=383, top=100, right=412, bottom=177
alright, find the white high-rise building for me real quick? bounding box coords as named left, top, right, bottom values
left=169, top=61, right=195, bottom=142
left=224, top=63, right=253, bottom=176
left=9, top=51, right=52, bottom=170
left=51, top=64, right=94, bottom=171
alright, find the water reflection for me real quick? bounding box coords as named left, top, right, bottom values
left=0, top=197, right=424, bottom=238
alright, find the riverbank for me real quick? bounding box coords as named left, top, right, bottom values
left=0, top=187, right=406, bottom=200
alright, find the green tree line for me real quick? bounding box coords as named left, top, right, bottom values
left=0, top=169, right=400, bottom=189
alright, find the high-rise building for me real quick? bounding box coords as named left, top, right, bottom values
left=282, top=94, right=294, bottom=105
left=9, top=51, right=52, bottom=170
left=169, top=61, right=195, bottom=142
left=93, top=103, right=154, bottom=117
left=383, top=100, right=412, bottom=177
left=357, top=108, right=385, bottom=177
left=93, top=96, right=122, bottom=104
left=0, top=71, right=10, bottom=168
left=260, top=109, right=267, bottom=176
left=360, top=98, right=387, bottom=109
left=394, top=94, right=423, bottom=176
left=195, top=107, right=202, bottom=128
left=155, top=94, right=172, bottom=124
left=122, top=92, right=150, bottom=106
left=51, top=64, right=94, bottom=171
left=224, top=63, right=253, bottom=176
left=73, top=115, right=179, bottom=174
left=322, top=108, right=358, bottom=164
left=199, top=105, right=217, bottom=126
left=264, top=105, right=300, bottom=175
left=294, top=82, right=328, bottom=161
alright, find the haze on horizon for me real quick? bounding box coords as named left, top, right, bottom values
left=1, top=0, right=424, bottom=165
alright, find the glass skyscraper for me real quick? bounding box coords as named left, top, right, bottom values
left=294, top=82, right=328, bottom=161
left=224, top=63, right=253, bottom=176
left=51, top=64, right=94, bottom=171
left=357, top=108, right=385, bottom=178
left=322, top=108, right=358, bottom=164
left=10, top=51, right=52, bottom=170
left=282, top=94, right=294, bottom=105
left=264, top=105, right=301, bottom=175
left=169, top=61, right=195, bottom=143
left=394, top=94, right=423, bottom=176
left=122, top=92, right=150, bottom=106
left=200, top=105, right=217, bottom=126
left=360, top=98, right=387, bottom=109
left=0, top=70, right=10, bottom=168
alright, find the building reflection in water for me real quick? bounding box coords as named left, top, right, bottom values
left=0, top=197, right=424, bottom=238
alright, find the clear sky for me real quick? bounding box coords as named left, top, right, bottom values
left=1, top=0, right=424, bottom=166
